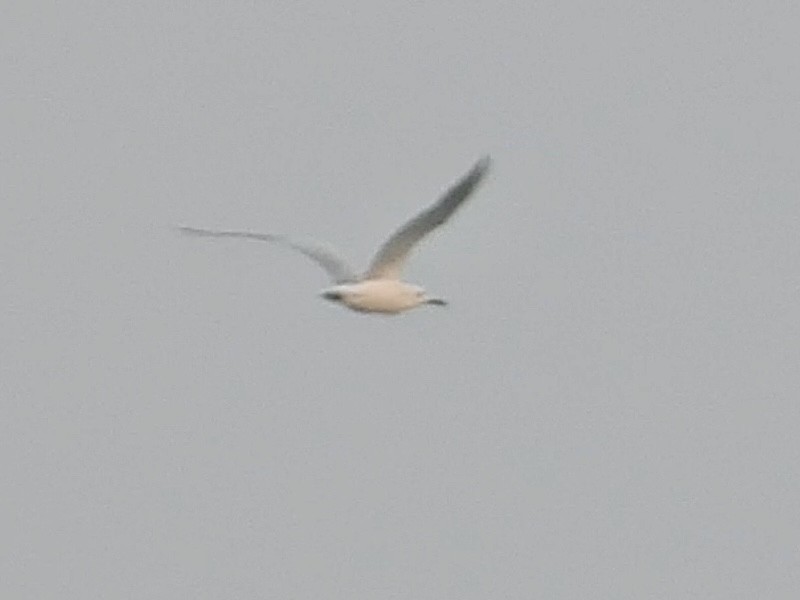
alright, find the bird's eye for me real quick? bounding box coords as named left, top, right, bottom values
left=322, top=290, right=343, bottom=301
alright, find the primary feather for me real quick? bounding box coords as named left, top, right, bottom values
left=364, top=156, right=491, bottom=280
left=177, top=226, right=357, bottom=283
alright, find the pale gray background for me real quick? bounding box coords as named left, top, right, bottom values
left=3, top=2, right=799, bottom=598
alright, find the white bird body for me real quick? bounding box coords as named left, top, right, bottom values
left=321, top=280, right=443, bottom=314
left=180, top=157, right=491, bottom=315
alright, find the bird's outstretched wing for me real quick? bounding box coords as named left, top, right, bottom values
left=364, top=156, right=491, bottom=281
left=178, top=226, right=357, bottom=284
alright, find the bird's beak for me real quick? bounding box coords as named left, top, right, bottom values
left=320, top=289, right=343, bottom=302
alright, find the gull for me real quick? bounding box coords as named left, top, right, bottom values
left=179, top=156, right=491, bottom=314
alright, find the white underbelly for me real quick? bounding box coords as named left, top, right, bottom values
left=342, top=280, right=420, bottom=314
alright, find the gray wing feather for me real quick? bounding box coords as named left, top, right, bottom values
left=364, top=156, right=491, bottom=280
left=178, top=226, right=357, bottom=283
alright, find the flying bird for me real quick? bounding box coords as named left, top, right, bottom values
left=179, top=156, right=491, bottom=314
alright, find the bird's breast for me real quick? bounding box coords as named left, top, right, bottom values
left=341, top=280, right=422, bottom=314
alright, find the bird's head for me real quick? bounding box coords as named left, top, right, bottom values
left=320, top=286, right=347, bottom=303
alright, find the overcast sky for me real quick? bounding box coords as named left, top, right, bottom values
left=3, top=2, right=800, bottom=598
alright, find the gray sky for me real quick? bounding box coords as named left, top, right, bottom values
left=3, top=2, right=799, bottom=598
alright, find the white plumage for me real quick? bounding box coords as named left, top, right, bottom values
left=180, top=156, right=491, bottom=314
